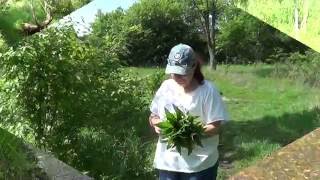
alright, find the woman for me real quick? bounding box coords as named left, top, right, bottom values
left=149, top=43, right=229, bottom=180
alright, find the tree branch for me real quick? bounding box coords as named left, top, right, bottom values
left=191, top=0, right=211, bottom=42
left=21, top=0, right=53, bottom=35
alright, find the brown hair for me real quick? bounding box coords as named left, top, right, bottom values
left=193, top=62, right=204, bottom=84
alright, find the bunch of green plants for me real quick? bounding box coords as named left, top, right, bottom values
left=157, top=105, right=205, bottom=155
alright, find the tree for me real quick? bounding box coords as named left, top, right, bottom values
left=90, top=0, right=205, bottom=66
left=183, top=0, right=232, bottom=69
left=21, top=0, right=53, bottom=36
left=190, top=0, right=216, bottom=69
left=21, top=0, right=92, bottom=36
left=216, top=7, right=309, bottom=64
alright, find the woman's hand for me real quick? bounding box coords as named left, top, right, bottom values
left=203, top=121, right=221, bottom=136
left=149, top=113, right=161, bottom=134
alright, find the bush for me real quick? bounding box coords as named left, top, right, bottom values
left=74, top=127, right=155, bottom=179
left=0, top=128, right=38, bottom=179
left=0, top=26, right=156, bottom=179
left=273, top=50, right=320, bottom=86
left=145, top=70, right=166, bottom=96
left=1, top=27, right=119, bottom=146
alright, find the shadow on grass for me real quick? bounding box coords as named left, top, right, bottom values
left=219, top=106, right=320, bottom=164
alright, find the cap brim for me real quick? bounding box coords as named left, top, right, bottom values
left=165, top=65, right=189, bottom=75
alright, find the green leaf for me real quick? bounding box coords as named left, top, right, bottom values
left=157, top=121, right=172, bottom=129
left=172, top=104, right=183, bottom=119
left=193, top=135, right=203, bottom=148
left=164, top=107, right=176, bottom=120
left=158, top=104, right=206, bottom=155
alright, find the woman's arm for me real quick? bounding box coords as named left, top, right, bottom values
left=149, top=113, right=161, bottom=134
left=203, top=121, right=222, bottom=136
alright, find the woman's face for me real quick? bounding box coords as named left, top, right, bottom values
left=171, top=70, right=194, bottom=88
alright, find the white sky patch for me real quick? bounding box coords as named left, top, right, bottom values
left=54, top=0, right=137, bottom=36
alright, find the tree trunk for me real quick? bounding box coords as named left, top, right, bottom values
left=191, top=0, right=217, bottom=70
left=294, top=0, right=299, bottom=38
left=21, top=0, right=52, bottom=36
left=209, top=8, right=217, bottom=70
left=300, top=0, right=309, bottom=33
left=208, top=43, right=216, bottom=69
left=203, top=12, right=216, bottom=70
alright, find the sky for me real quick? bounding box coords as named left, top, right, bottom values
left=58, top=0, right=137, bottom=36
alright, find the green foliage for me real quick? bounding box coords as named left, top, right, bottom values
left=0, top=26, right=158, bottom=179
left=48, top=0, right=91, bottom=18
left=0, top=0, right=31, bottom=44
left=216, top=8, right=309, bottom=64
left=89, top=8, right=128, bottom=65
left=0, top=32, right=7, bottom=51
left=0, top=128, right=37, bottom=179
left=89, top=0, right=205, bottom=66
left=272, top=50, right=320, bottom=87
left=1, top=26, right=118, bottom=146
left=158, top=104, right=204, bottom=155
left=145, top=70, right=166, bottom=96
left=75, top=127, right=155, bottom=179
left=95, top=0, right=310, bottom=66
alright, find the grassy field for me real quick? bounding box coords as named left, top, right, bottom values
left=125, top=63, right=320, bottom=179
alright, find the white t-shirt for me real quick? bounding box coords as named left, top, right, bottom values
left=150, top=79, right=229, bottom=173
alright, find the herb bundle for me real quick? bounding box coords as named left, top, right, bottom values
left=157, top=104, right=205, bottom=155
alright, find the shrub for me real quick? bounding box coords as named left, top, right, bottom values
left=273, top=50, right=320, bottom=87
left=0, top=128, right=37, bottom=179
left=0, top=26, right=156, bottom=179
